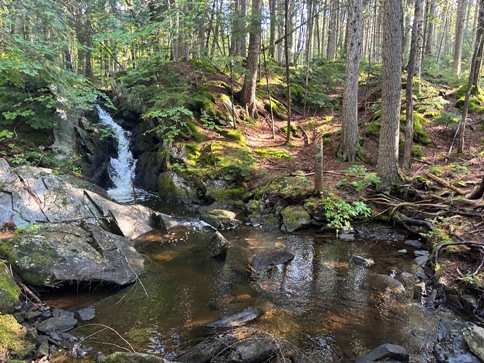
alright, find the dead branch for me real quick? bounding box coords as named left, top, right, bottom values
left=424, top=172, right=466, bottom=196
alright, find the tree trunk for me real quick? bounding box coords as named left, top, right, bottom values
left=340, top=0, right=363, bottom=162
left=237, top=0, right=263, bottom=119
left=377, top=0, right=403, bottom=191
left=327, top=0, right=338, bottom=60
left=403, top=0, right=424, bottom=171
left=471, top=0, right=484, bottom=90
left=284, top=0, right=292, bottom=144
left=314, top=133, right=324, bottom=193
left=453, top=0, right=469, bottom=76
left=424, top=0, right=436, bottom=55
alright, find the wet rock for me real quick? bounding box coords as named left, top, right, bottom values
left=405, top=239, right=424, bottom=248
left=76, top=306, right=95, bottom=321
left=37, top=316, right=77, bottom=335
left=415, top=256, right=428, bottom=268
left=464, top=325, right=484, bottom=361
left=433, top=319, right=481, bottom=363
left=101, top=352, right=174, bottom=363
left=208, top=231, right=229, bottom=257
left=52, top=308, right=75, bottom=319
left=199, top=202, right=243, bottom=230
left=5, top=223, right=144, bottom=287
left=373, top=274, right=405, bottom=294
left=351, top=256, right=375, bottom=267
left=280, top=205, right=311, bottom=232
left=203, top=308, right=260, bottom=328
left=251, top=248, right=295, bottom=272
left=157, top=171, right=201, bottom=204
left=0, top=261, right=21, bottom=314
left=0, top=159, right=169, bottom=239
left=413, top=282, right=427, bottom=300
left=354, top=343, right=409, bottom=363
left=414, top=250, right=429, bottom=257
left=177, top=328, right=300, bottom=363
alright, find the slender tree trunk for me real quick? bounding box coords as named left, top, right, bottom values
left=340, top=0, right=363, bottom=162
left=377, top=0, right=403, bottom=191
left=237, top=0, right=263, bottom=119
left=453, top=0, right=469, bottom=76
left=425, top=0, right=436, bottom=55
left=403, top=0, right=424, bottom=171
left=285, top=0, right=292, bottom=144
left=269, top=0, right=277, bottom=58
left=314, top=133, right=324, bottom=193
left=471, top=0, right=484, bottom=90
left=327, top=0, right=338, bottom=60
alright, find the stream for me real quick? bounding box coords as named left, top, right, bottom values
left=44, top=206, right=458, bottom=362
left=42, top=108, right=461, bottom=362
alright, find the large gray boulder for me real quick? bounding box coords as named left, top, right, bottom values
left=4, top=223, right=144, bottom=287
left=0, top=159, right=170, bottom=239
left=157, top=171, right=200, bottom=204
left=199, top=202, right=243, bottom=230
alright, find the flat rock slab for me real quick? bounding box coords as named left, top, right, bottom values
left=203, top=308, right=260, bottom=328
left=37, top=316, right=77, bottom=335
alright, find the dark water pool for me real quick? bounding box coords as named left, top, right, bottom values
left=44, top=217, right=460, bottom=362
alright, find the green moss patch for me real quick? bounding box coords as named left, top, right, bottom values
left=0, top=262, right=20, bottom=314
left=0, top=314, right=34, bottom=358
left=255, top=148, right=292, bottom=159
left=264, top=99, right=287, bottom=120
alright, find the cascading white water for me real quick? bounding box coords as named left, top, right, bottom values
left=96, top=105, right=141, bottom=203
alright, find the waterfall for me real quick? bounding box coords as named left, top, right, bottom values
left=96, top=105, right=143, bottom=203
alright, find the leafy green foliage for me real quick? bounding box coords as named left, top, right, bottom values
left=305, top=194, right=372, bottom=232
left=337, top=165, right=381, bottom=192
left=143, top=107, right=194, bottom=142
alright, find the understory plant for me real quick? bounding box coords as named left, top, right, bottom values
left=305, top=193, right=372, bottom=233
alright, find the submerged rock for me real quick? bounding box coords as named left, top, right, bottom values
left=101, top=352, right=175, bottom=363
left=251, top=248, right=295, bottom=272
left=203, top=308, right=260, bottom=328
left=351, top=255, right=375, bottom=267
left=373, top=274, right=405, bottom=294
left=4, top=223, right=144, bottom=287
left=37, top=316, right=77, bottom=335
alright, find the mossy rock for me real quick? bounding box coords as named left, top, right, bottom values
left=281, top=124, right=298, bottom=137
left=264, top=99, right=287, bottom=120
left=280, top=205, right=311, bottom=232
left=290, top=83, right=306, bottom=105
left=0, top=261, right=20, bottom=314
left=186, top=120, right=205, bottom=142
left=255, top=148, right=292, bottom=159
left=220, top=129, right=246, bottom=144
left=157, top=171, right=200, bottom=204
left=365, top=111, right=381, bottom=137
left=0, top=314, right=35, bottom=358
left=208, top=187, right=247, bottom=203
left=456, top=96, right=484, bottom=113
left=400, top=113, right=432, bottom=146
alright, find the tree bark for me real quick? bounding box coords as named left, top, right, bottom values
left=403, top=0, right=424, bottom=171
left=237, top=0, right=263, bottom=119
left=377, top=0, right=403, bottom=191
left=340, top=0, right=363, bottom=162
left=314, top=133, right=324, bottom=193
left=453, top=0, right=469, bottom=76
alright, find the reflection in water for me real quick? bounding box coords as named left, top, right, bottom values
left=51, top=223, right=459, bottom=361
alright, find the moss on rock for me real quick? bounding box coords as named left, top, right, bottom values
left=0, top=314, right=34, bottom=359
left=0, top=261, right=20, bottom=314
left=264, top=99, right=287, bottom=120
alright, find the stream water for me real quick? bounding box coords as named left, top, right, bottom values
left=44, top=212, right=459, bottom=362
left=43, top=110, right=461, bottom=362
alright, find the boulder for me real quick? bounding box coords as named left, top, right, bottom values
left=76, top=306, right=96, bottom=321
left=203, top=308, right=260, bottom=328
left=157, top=171, right=200, bottom=204
left=280, top=205, right=311, bottom=232
left=354, top=343, right=409, bottom=363
left=199, top=202, right=243, bottom=230
left=464, top=325, right=484, bottom=361
left=0, top=159, right=169, bottom=239
left=208, top=231, right=229, bottom=257
left=251, top=248, right=295, bottom=272
left=4, top=223, right=144, bottom=287
left=0, top=261, right=20, bottom=314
